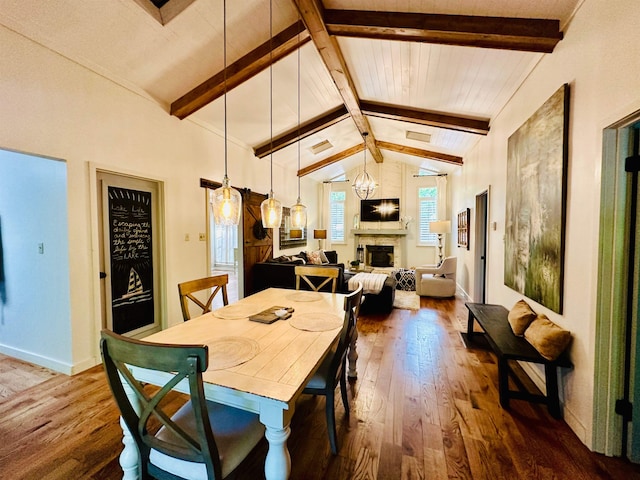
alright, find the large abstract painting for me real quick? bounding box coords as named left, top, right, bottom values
left=504, top=84, right=569, bottom=314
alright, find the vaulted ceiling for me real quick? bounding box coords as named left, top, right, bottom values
left=0, top=0, right=580, bottom=181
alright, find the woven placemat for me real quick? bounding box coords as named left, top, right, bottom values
left=285, top=291, right=323, bottom=302
left=212, top=304, right=259, bottom=320
left=208, top=336, right=260, bottom=370
left=289, top=312, right=343, bottom=332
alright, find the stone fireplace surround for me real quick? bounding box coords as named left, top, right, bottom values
left=351, top=229, right=407, bottom=269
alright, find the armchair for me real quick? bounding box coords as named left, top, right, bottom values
left=415, top=256, right=457, bottom=297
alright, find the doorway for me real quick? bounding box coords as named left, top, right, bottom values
left=474, top=190, right=489, bottom=303
left=97, top=171, right=163, bottom=337
left=596, top=114, right=640, bottom=462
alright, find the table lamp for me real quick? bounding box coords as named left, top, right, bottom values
left=313, top=229, right=327, bottom=249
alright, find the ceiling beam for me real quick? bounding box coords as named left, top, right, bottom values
left=298, top=143, right=364, bottom=177
left=254, top=105, right=349, bottom=158
left=361, top=101, right=490, bottom=135
left=171, top=20, right=310, bottom=119
left=293, top=0, right=383, bottom=163
left=376, top=140, right=463, bottom=165
left=324, top=10, right=562, bottom=53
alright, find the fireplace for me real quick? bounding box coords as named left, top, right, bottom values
left=367, top=245, right=394, bottom=267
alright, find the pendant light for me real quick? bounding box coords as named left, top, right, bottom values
left=212, top=0, right=242, bottom=225
left=352, top=132, right=377, bottom=199
left=289, top=19, right=307, bottom=230
left=261, top=0, right=283, bottom=229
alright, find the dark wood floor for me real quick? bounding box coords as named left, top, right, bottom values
left=1, top=295, right=639, bottom=479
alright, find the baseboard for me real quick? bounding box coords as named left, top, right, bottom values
left=0, top=344, right=73, bottom=374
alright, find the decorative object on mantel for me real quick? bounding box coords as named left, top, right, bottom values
left=505, top=84, right=569, bottom=314
left=289, top=20, right=307, bottom=230
left=457, top=208, right=470, bottom=250
left=211, top=0, right=241, bottom=226
left=352, top=132, right=377, bottom=199
left=430, top=220, right=451, bottom=265
left=400, top=215, right=413, bottom=230
left=260, top=0, right=283, bottom=229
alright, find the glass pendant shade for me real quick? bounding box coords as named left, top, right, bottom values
left=352, top=171, right=377, bottom=199
left=261, top=193, right=282, bottom=229
left=290, top=199, right=307, bottom=229
left=212, top=176, right=242, bottom=225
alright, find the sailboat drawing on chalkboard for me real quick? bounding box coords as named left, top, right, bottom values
left=113, top=267, right=152, bottom=308
left=122, top=268, right=144, bottom=299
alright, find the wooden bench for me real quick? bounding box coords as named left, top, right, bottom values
left=462, top=302, right=572, bottom=418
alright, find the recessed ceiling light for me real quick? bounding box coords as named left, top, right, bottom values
left=310, top=139, right=333, bottom=155
left=406, top=131, right=431, bottom=143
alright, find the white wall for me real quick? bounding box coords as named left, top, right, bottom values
left=330, top=158, right=447, bottom=267
left=0, top=23, right=304, bottom=373
left=0, top=151, right=72, bottom=371
left=451, top=0, right=640, bottom=448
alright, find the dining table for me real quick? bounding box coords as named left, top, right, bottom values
left=117, top=287, right=356, bottom=480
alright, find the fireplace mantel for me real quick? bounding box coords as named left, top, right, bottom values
left=351, top=229, right=407, bottom=236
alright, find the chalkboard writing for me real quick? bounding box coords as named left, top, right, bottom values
left=108, top=187, right=154, bottom=334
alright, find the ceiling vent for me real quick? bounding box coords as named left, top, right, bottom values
left=406, top=130, right=431, bottom=143
left=310, top=139, right=333, bottom=155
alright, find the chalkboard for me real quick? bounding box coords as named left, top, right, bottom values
left=108, top=187, right=154, bottom=334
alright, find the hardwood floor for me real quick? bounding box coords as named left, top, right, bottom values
left=1, top=295, right=639, bottom=479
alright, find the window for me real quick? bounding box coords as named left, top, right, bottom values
left=418, top=186, right=438, bottom=245
left=329, top=191, right=346, bottom=243
left=209, top=191, right=237, bottom=270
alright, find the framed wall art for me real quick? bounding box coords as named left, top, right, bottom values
left=457, top=208, right=470, bottom=250
left=504, top=84, right=569, bottom=314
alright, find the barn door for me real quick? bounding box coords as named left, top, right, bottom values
left=242, top=190, right=272, bottom=295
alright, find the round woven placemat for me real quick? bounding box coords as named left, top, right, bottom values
left=285, top=291, right=323, bottom=302
left=208, top=337, right=260, bottom=370
left=289, top=312, right=343, bottom=332
left=212, top=304, right=258, bottom=320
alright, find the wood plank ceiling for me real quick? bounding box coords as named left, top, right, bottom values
left=0, top=0, right=580, bottom=181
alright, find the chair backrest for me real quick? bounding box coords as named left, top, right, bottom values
left=440, top=257, right=457, bottom=281
left=294, top=265, right=339, bottom=293
left=100, top=329, right=223, bottom=479
left=178, top=274, right=229, bottom=321
left=327, top=284, right=363, bottom=384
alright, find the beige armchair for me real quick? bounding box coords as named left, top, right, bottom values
left=415, top=256, right=457, bottom=297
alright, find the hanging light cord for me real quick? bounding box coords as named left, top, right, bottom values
left=269, top=0, right=274, bottom=196
left=222, top=0, right=228, bottom=181
left=296, top=16, right=301, bottom=202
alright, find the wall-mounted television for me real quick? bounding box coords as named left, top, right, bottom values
left=360, top=198, right=400, bottom=222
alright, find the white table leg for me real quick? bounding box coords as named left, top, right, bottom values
left=264, top=424, right=291, bottom=480
left=120, top=375, right=140, bottom=480
left=119, top=416, right=139, bottom=480
left=347, top=327, right=358, bottom=378
left=260, top=404, right=293, bottom=480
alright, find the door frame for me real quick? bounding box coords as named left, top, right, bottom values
left=92, top=168, right=167, bottom=343
left=474, top=189, right=489, bottom=303
left=595, top=111, right=640, bottom=458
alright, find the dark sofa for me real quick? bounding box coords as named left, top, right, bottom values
left=252, top=250, right=346, bottom=293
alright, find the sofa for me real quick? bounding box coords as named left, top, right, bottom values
left=252, top=250, right=346, bottom=293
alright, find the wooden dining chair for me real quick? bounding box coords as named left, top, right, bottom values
left=302, top=283, right=363, bottom=454
left=100, top=329, right=265, bottom=480
left=178, top=274, right=229, bottom=321
left=294, top=265, right=339, bottom=293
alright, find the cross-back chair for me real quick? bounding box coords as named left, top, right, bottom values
left=302, top=283, right=363, bottom=454
left=178, top=274, right=229, bottom=321
left=100, top=329, right=264, bottom=480
left=294, top=265, right=339, bottom=293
